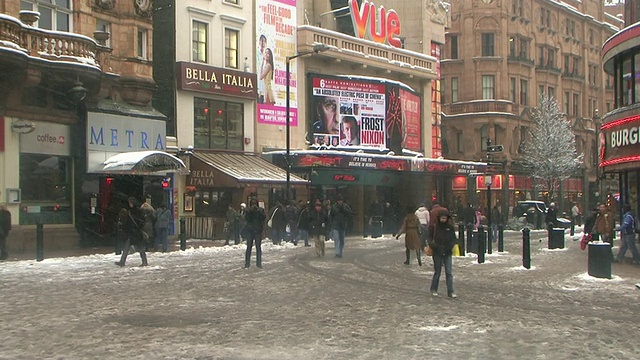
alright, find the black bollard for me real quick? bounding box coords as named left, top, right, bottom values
left=458, top=222, right=466, bottom=257
left=466, top=223, right=473, bottom=255
left=498, top=224, right=504, bottom=252
left=478, top=225, right=486, bottom=264
left=570, top=218, right=575, bottom=236
left=487, top=226, right=493, bottom=255
left=179, top=217, right=186, bottom=251
left=36, top=222, right=44, bottom=262
left=115, top=221, right=122, bottom=255
left=523, top=227, right=531, bottom=269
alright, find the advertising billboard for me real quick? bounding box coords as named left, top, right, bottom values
left=256, top=0, right=297, bottom=126
left=308, top=74, right=422, bottom=152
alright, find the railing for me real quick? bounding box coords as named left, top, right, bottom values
left=443, top=100, right=515, bottom=115
left=297, top=25, right=436, bottom=75
left=184, top=216, right=219, bottom=240
left=0, top=14, right=100, bottom=69
left=507, top=55, right=535, bottom=66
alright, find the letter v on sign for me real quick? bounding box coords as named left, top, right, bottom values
left=350, top=0, right=370, bottom=39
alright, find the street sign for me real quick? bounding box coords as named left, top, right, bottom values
left=487, top=145, right=504, bottom=152
left=487, top=162, right=504, bottom=168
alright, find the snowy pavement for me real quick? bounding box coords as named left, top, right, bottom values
left=1, top=229, right=639, bottom=359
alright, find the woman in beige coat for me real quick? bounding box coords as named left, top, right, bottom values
left=396, top=206, right=422, bottom=266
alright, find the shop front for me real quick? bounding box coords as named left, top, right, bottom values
left=182, top=151, right=307, bottom=239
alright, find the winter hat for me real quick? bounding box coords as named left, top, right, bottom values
left=437, top=209, right=450, bottom=218
left=240, top=203, right=246, bottom=209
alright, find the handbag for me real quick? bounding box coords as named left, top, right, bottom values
left=267, top=208, right=277, bottom=228
left=424, top=244, right=433, bottom=256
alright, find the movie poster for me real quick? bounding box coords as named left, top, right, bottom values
left=309, top=76, right=387, bottom=149
left=256, top=0, right=297, bottom=126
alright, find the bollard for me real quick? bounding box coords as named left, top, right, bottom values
left=498, top=224, right=504, bottom=252
left=115, top=221, right=122, bottom=255
left=478, top=225, right=486, bottom=264
left=36, top=222, right=44, bottom=262
left=487, top=226, right=493, bottom=255
left=179, top=217, right=186, bottom=251
left=466, top=223, right=473, bottom=255
left=523, top=227, right=531, bottom=269
left=458, top=222, right=466, bottom=257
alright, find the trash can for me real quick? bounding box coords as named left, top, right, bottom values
left=588, top=243, right=612, bottom=279
left=468, top=231, right=479, bottom=254
left=548, top=228, right=564, bottom=249
left=370, top=217, right=383, bottom=238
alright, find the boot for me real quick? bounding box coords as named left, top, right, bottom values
left=416, top=250, right=422, bottom=267
left=404, top=249, right=410, bottom=265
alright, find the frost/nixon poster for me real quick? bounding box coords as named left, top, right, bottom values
left=256, top=0, right=297, bottom=126
left=309, top=76, right=387, bottom=149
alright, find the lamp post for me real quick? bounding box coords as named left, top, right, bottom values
left=593, top=109, right=601, bottom=207
left=285, top=43, right=330, bottom=201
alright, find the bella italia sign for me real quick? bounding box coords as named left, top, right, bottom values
left=177, top=62, right=257, bottom=100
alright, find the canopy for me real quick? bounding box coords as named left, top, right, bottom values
left=98, top=150, right=186, bottom=174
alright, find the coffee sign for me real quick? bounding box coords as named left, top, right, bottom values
left=177, top=62, right=257, bottom=100
left=349, top=0, right=401, bottom=48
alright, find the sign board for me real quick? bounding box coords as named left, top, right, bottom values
left=20, top=121, right=71, bottom=156
left=176, top=62, right=257, bottom=100
left=349, top=0, right=401, bottom=48
left=487, top=145, right=504, bottom=152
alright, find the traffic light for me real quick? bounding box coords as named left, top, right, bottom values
left=162, top=178, right=171, bottom=189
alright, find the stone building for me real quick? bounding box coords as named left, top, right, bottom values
left=0, top=0, right=182, bottom=252
left=441, top=0, right=623, bottom=216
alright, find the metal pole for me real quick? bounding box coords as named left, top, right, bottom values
left=478, top=225, right=486, bottom=264
left=458, top=222, right=466, bottom=256
left=179, top=217, right=186, bottom=251
left=36, top=222, right=44, bottom=262
left=285, top=58, right=291, bottom=202
left=466, top=223, right=473, bottom=255
left=487, top=183, right=492, bottom=255
left=498, top=224, right=504, bottom=252
left=523, top=227, right=531, bottom=269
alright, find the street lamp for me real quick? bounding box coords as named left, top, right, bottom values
left=285, top=43, right=330, bottom=201
left=593, top=108, right=601, bottom=207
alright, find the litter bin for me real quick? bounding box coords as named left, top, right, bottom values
left=468, top=231, right=480, bottom=254
left=370, top=216, right=383, bottom=238
left=588, top=243, right=612, bottom=279
left=548, top=228, right=564, bottom=249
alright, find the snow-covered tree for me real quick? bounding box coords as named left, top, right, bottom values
left=523, top=95, right=584, bottom=202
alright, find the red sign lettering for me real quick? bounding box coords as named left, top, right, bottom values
left=350, top=0, right=401, bottom=48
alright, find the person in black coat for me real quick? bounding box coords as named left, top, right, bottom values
left=115, top=197, right=148, bottom=267
left=0, top=204, right=11, bottom=260
left=428, top=209, right=457, bottom=298
left=268, top=201, right=286, bottom=245
left=309, top=200, right=329, bottom=257
left=296, top=200, right=311, bottom=247
left=244, top=199, right=266, bottom=268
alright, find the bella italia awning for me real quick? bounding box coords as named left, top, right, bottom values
left=98, top=150, right=187, bottom=175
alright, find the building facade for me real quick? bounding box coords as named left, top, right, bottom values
left=441, top=0, right=622, bottom=217
left=0, top=0, right=181, bottom=252
left=600, top=4, right=640, bottom=214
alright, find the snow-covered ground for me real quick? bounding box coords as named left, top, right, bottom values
left=0, top=230, right=639, bottom=359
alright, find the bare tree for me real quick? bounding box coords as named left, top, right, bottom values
left=523, top=95, right=584, bottom=202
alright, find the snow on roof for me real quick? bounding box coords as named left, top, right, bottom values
left=101, top=150, right=185, bottom=173
left=335, top=74, right=416, bottom=93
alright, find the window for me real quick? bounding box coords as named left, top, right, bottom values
left=539, top=85, right=545, bottom=97
left=564, top=91, right=570, bottom=114
left=519, top=39, right=528, bottom=59
left=224, top=0, right=239, bottom=4
left=19, top=154, right=72, bottom=225
left=482, top=75, right=495, bottom=99
left=451, top=77, right=459, bottom=102
left=548, top=87, right=555, bottom=99
left=450, top=35, right=458, bottom=59
left=194, top=190, right=232, bottom=217
left=481, top=33, right=494, bottom=56
left=225, top=28, right=239, bottom=69
left=564, top=55, right=570, bottom=73
left=510, top=77, right=516, bottom=102
left=480, top=126, right=488, bottom=151
left=573, top=93, right=579, bottom=116
left=137, top=28, right=148, bottom=59
left=520, top=79, right=528, bottom=105
left=194, top=98, right=244, bottom=150
left=572, top=56, right=580, bottom=74
left=509, top=37, right=516, bottom=57
left=518, top=127, right=528, bottom=154
left=457, top=131, right=464, bottom=153
left=547, top=48, right=555, bottom=67
left=538, top=46, right=544, bottom=65
left=20, top=0, right=71, bottom=31
left=192, top=21, right=208, bottom=63
left=96, top=19, right=110, bottom=47
left=589, top=29, right=594, bottom=45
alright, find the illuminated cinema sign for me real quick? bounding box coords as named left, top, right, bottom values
left=349, top=0, right=401, bottom=48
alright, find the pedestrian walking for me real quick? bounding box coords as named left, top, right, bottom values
left=415, top=203, right=430, bottom=250
left=428, top=209, right=457, bottom=298
left=571, top=202, right=582, bottom=226
left=244, top=199, right=266, bottom=268
left=284, top=200, right=299, bottom=243
left=296, top=200, right=310, bottom=247
left=140, top=198, right=155, bottom=251
left=594, top=203, right=615, bottom=243
left=268, top=201, right=286, bottom=245
left=490, top=205, right=502, bottom=242
left=0, top=203, right=11, bottom=260
left=309, top=200, right=328, bottom=257
left=225, top=204, right=239, bottom=246
left=367, top=198, right=384, bottom=237
left=546, top=202, right=559, bottom=229
left=238, top=203, right=247, bottom=243
left=614, top=204, right=640, bottom=264
left=153, top=204, right=172, bottom=252
left=396, top=206, right=422, bottom=266
left=115, top=197, right=148, bottom=267
left=331, top=194, right=353, bottom=258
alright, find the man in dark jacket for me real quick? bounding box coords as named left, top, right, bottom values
left=0, top=203, right=11, bottom=260
left=309, top=200, right=328, bottom=256
left=295, top=200, right=310, bottom=247
left=244, top=199, right=266, bottom=268
left=115, top=197, right=148, bottom=267
left=428, top=209, right=457, bottom=298
left=331, top=194, right=353, bottom=258
left=268, top=201, right=286, bottom=245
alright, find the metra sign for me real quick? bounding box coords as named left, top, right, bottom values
left=349, top=0, right=401, bottom=48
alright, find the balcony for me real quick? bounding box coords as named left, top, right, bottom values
left=297, top=25, right=437, bottom=80
left=443, top=100, right=516, bottom=116
left=561, top=71, right=585, bottom=81
left=535, top=63, right=562, bottom=74
left=507, top=55, right=535, bottom=66
left=0, top=14, right=102, bottom=72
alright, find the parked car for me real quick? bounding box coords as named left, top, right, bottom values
left=512, top=201, right=571, bottom=229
